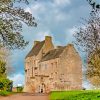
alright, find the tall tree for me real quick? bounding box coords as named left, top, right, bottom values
left=74, top=1, right=100, bottom=87
left=0, top=0, right=37, bottom=49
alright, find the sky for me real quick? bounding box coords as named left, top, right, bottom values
left=8, top=0, right=100, bottom=88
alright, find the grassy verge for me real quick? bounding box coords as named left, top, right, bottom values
left=0, top=91, right=16, bottom=96
left=50, top=90, right=100, bottom=100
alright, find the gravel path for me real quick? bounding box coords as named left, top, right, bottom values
left=0, top=93, right=49, bottom=100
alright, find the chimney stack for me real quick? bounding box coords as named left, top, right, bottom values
left=56, top=46, right=62, bottom=49
left=34, top=41, right=40, bottom=45
left=45, top=36, right=52, bottom=42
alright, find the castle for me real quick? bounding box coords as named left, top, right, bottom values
left=24, top=36, right=82, bottom=93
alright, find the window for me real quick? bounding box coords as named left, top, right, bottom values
left=39, top=64, right=41, bottom=70
left=51, top=63, right=53, bottom=70
left=25, top=69, right=27, bottom=72
left=45, top=64, right=47, bottom=69
left=32, top=67, right=33, bottom=77
left=55, top=62, right=57, bottom=68
left=34, top=67, right=38, bottom=70
left=34, top=60, right=36, bottom=65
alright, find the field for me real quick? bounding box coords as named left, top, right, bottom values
left=50, top=90, right=100, bottom=100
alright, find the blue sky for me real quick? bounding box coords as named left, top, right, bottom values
left=8, top=0, right=99, bottom=88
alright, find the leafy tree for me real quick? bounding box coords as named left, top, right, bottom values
left=0, top=0, right=37, bottom=49
left=0, top=60, right=6, bottom=78
left=87, top=0, right=100, bottom=10
left=0, top=61, right=6, bottom=74
left=0, top=53, right=13, bottom=91
left=74, top=0, right=100, bottom=87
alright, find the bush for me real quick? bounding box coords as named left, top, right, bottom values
left=17, top=86, right=23, bottom=92
left=0, top=78, right=13, bottom=91
left=0, top=90, right=11, bottom=96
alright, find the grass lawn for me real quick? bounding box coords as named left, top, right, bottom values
left=50, top=90, right=100, bottom=100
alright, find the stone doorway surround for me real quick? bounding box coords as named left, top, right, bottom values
left=38, top=83, right=46, bottom=93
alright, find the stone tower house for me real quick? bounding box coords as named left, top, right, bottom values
left=24, top=36, right=82, bottom=93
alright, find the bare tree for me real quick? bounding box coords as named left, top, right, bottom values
left=74, top=1, right=100, bottom=87
left=87, top=0, right=100, bottom=10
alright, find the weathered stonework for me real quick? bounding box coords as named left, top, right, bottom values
left=24, top=36, right=82, bottom=93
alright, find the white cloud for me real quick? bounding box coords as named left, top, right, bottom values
left=24, top=1, right=71, bottom=23
left=54, top=0, right=71, bottom=6
left=32, top=3, right=45, bottom=12
left=55, top=12, right=70, bottom=22
left=34, top=30, right=53, bottom=41
left=83, top=80, right=93, bottom=90
left=67, top=27, right=78, bottom=35
left=25, top=3, right=46, bottom=18
left=31, top=3, right=46, bottom=18
left=65, top=27, right=77, bottom=43
left=36, top=31, right=50, bottom=40
left=25, top=7, right=32, bottom=13
left=8, top=74, right=25, bottom=87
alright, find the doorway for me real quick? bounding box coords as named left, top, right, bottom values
left=39, top=83, right=45, bottom=93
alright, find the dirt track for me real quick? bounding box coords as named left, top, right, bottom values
left=0, top=93, right=49, bottom=100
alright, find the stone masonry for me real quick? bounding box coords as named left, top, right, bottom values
left=24, top=36, right=82, bottom=93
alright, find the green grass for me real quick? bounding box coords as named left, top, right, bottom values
left=0, top=90, right=16, bottom=96
left=50, top=90, right=100, bottom=100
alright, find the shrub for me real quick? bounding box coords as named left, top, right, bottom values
left=0, top=90, right=11, bottom=96
left=0, top=78, right=13, bottom=91
left=17, top=86, right=23, bottom=92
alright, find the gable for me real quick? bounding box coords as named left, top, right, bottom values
left=26, top=41, right=45, bottom=58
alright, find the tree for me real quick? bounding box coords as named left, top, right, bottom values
left=0, top=0, right=37, bottom=49
left=0, top=61, right=6, bottom=78
left=0, top=77, right=12, bottom=91
left=0, top=47, right=14, bottom=75
left=74, top=1, right=100, bottom=87
left=74, top=10, right=100, bottom=54
left=87, top=49, right=100, bottom=87
left=0, top=48, right=13, bottom=91
left=87, top=0, right=100, bottom=10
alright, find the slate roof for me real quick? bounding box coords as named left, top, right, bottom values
left=40, top=46, right=66, bottom=62
left=26, top=41, right=45, bottom=58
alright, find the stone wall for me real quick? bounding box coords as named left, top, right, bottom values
left=59, top=44, right=82, bottom=90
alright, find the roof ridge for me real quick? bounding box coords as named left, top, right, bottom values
left=40, top=46, right=66, bottom=62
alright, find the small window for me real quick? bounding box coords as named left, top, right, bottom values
left=34, top=60, right=36, bottom=64
left=34, top=67, right=38, bottom=70
left=55, top=72, right=57, bottom=74
left=25, top=69, right=27, bottom=72
left=51, top=63, right=53, bottom=69
left=55, top=62, right=57, bottom=68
